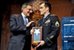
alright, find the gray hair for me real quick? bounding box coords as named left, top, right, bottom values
left=21, top=3, right=32, bottom=8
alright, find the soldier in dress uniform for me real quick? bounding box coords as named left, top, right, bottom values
left=36, top=1, right=60, bottom=50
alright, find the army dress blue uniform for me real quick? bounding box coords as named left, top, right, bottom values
left=37, top=14, right=60, bottom=50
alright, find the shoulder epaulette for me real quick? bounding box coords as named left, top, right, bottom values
left=50, top=14, right=56, bottom=16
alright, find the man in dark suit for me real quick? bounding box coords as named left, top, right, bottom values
left=8, top=3, right=34, bottom=50
left=36, top=1, right=60, bottom=50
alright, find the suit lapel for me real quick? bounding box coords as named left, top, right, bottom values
left=19, top=14, right=24, bottom=25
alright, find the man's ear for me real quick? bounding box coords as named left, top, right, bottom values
left=21, top=7, right=26, bottom=11
left=21, top=8, right=24, bottom=10
left=21, top=8, right=23, bottom=11
left=46, top=7, right=49, bottom=11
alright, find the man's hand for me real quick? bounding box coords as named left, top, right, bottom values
left=36, top=40, right=45, bottom=48
left=30, top=28, right=34, bottom=34
left=26, top=21, right=34, bottom=27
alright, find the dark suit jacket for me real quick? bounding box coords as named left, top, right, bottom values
left=8, top=14, right=31, bottom=50
left=38, top=14, right=60, bottom=50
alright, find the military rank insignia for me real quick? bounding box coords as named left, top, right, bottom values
left=45, top=19, right=50, bottom=24
left=55, top=21, right=59, bottom=27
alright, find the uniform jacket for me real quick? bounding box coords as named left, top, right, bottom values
left=38, top=14, right=60, bottom=50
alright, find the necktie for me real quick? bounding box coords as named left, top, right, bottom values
left=24, top=17, right=28, bottom=25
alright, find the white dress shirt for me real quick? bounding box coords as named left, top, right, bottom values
left=21, top=13, right=28, bottom=25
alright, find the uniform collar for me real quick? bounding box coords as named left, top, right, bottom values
left=43, top=12, right=50, bottom=19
